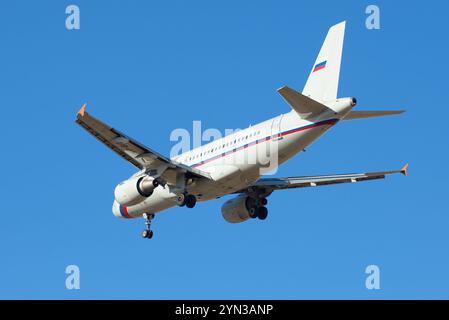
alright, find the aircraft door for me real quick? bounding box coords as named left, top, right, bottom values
left=271, top=115, right=283, bottom=141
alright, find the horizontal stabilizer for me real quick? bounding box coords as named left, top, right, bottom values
left=278, top=86, right=332, bottom=119
left=343, top=110, right=405, bottom=120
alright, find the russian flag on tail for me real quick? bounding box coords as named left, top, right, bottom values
left=313, top=60, right=327, bottom=73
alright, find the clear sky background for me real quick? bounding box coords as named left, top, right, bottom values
left=1, top=0, right=448, bottom=299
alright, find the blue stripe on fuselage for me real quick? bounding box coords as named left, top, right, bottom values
left=188, top=118, right=338, bottom=168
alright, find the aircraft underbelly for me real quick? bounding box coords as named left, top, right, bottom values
left=277, top=124, right=331, bottom=165
left=197, top=124, right=334, bottom=195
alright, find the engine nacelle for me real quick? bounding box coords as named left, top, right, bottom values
left=114, top=175, right=157, bottom=206
left=221, top=195, right=252, bottom=224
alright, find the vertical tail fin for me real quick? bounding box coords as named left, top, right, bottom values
left=302, top=21, right=346, bottom=103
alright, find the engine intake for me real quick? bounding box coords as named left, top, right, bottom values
left=114, top=175, right=157, bottom=206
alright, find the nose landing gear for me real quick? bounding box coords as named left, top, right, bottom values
left=142, top=213, right=155, bottom=239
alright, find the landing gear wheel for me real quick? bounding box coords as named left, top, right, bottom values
left=142, top=213, right=155, bottom=239
left=185, top=195, right=197, bottom=208
left=176, top=194, right=186, bottom=207
left=142, top=230, right=153, bottom=239
left=260, top=198, right=268, bottom=206
left=258, top=207, right=268, bottom=220
left=249, top=207, right=258, bottom=219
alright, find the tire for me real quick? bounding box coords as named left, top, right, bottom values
left=249, top=207, right=258, bottom=219
left=260, top=198, right=268, bottom=206
left=258, top=207, right=268, bottom=220
left=142, top=230, right=154, bottom=239
left=176, top=194, right=186, bottom=206
left=185, top=195, right=197, bottom=208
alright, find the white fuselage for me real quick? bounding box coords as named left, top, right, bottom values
left=112, top=108, right=344, bottom=218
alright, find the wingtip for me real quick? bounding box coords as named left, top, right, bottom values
left=401, top=163, right=409, bottom=176
left=277, top=85, right=288, bottom=92
left=77, top=103, right=87, bottom=117
left=332, top=20, right=346, bottom=29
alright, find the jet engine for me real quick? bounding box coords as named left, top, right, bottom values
left=114, top=175, right=158, bottom=206
left=221, top=194, right=253, bottom=224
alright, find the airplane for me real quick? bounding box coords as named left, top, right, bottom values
left=76, top=21, right=407, bottom=239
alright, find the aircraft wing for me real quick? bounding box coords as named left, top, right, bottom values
left=75, top=104, right=212, bottom=180
left=240, top=165, right=408, bottom=195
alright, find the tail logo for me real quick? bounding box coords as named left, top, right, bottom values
left=313, top=60, right=327, bottom=73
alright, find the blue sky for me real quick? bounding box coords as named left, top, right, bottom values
left=0, top=0, right=448, bottom=299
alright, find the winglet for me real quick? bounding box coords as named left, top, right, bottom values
left=401, top=163, right=409, bottom=176
left=77, top=103, right=87, bottom=117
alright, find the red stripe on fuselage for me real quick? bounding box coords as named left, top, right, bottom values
left=192, top=119, right=337, bottom=168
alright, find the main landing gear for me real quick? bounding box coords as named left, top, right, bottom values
left=142, top=213, right=155, bottom=239
left=249, top=206, right=268, bottom=220
left=176, top=194, right=197, bottom=209
left=248, top=198, right=269, bottom=220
